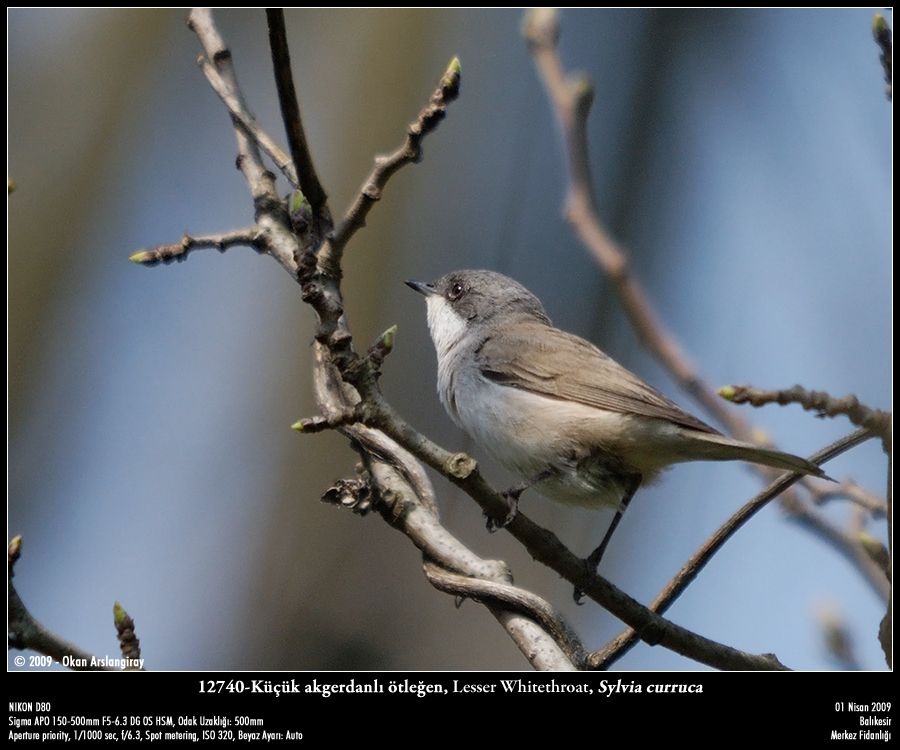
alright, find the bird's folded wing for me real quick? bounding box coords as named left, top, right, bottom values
left=476, top=321, right=720, bottom=436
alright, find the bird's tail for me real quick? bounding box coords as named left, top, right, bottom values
left=680, top=431, right=830, bottom=479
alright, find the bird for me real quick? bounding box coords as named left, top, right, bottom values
left=406, top=269, right=826, bottom=588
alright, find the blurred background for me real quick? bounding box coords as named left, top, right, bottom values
left=8, top=9, right=890, bottom=670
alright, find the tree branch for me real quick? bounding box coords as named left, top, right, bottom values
left=129, top=227, right=261, bottom=266
left=589, top=428, right=878, bottom=670
left=720, top=384, right=891, bottom=453
left=786, top=504, right=891, bottom=600
left=8, top=536, right=116, bottom=671
left=196, top=56, right=297, bottom=188
left=364, top=454, right=581, bottom=670
left=422, top=561, right=585, bottom=669
left=188, top=8, right=284, bottom=208
left=265, top=8, right=328, bottom=220
left=317, top=56, right=461, bottom=277
left=808, top=478, right=887, bottom=517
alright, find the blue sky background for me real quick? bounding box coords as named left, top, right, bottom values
left=8, top=9, right=890, bottom=671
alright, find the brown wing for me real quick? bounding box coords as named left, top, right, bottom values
left=476, top=320, right=720, bottom=435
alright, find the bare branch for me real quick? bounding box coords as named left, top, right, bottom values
left=265, top=9, right=328, bottom=219
left=808, top=478, right=887, bottom=517
left=720, top=384, right=891, bottom=453
left=188, top=8, right=282, bottom=206
left=318, top=57, right=461, bottom=277
left=129, top=228, right=261, bottom=266
left=197, top=57, right=297, bottom=187
left=786, top=503, right=891, bottom=601
left=8, top=536, right=115, bottom=671
left=291, top=413, right=356, bottom=434
left=423, top=561, right=585, bottom=669
left=589, top=428, right=878, bottom=670
left=351, top=418, right=581, bottom=669
left=873, top=13, right=893, bottom=100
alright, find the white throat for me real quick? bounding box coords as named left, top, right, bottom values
left=425, top=295, right=469, bottom=361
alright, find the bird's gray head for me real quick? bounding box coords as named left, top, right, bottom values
left=406, top=270, right=551, bottom=357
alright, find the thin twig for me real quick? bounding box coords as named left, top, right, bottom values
left=265, top=9, right=328, bottom=219
left=318, top=57, right=461, bottom=277
left=808, top=478, right=887, bottom=517
left=197, top=58, right=298, bottom=188
left=188, top=8, right=283, bottom=207
left=8, top=537, right=115, bottom=671
left=786, top=503, right=891, bottom=600
left=873, top=13, right=893, bottom=101
left=589, top=428, right=877, bottom=670
left=129, top=228, right=261, bottom=266
left=720, top=384, right=891, bottom=453
left=423, top=561, right=585, bottom=668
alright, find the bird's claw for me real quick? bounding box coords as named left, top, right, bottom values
left=484, top=492, right=520, bottom=533
left=573, top=553, right=604, bottom=605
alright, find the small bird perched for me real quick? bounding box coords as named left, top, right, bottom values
left=407, top=270, right=825, bottom=586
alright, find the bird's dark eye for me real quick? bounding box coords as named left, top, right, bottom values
left=447, top=282, right=466, bottom=301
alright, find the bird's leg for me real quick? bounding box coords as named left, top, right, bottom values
left=485, top=467, right=557, bottom=533
left=574, top=473, right=642, bottom=604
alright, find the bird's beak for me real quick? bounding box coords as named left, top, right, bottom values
left=405, top=279, right=438, bottom=297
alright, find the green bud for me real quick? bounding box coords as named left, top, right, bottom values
left=441, top=57, right=462, bottom=99
left=380, top=324, right=398, bottom=353
left=113, top=601, right=128, bottom=626
left=290, top=190, right=310, bottom=214
left=8, top=535, right=23, bottom=559
left=129, top=250, right=153, bottom=264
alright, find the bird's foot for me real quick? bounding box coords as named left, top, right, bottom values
left=573, top=543, right=610, bottom=604
left=484, top=490, right=520, bottom=533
